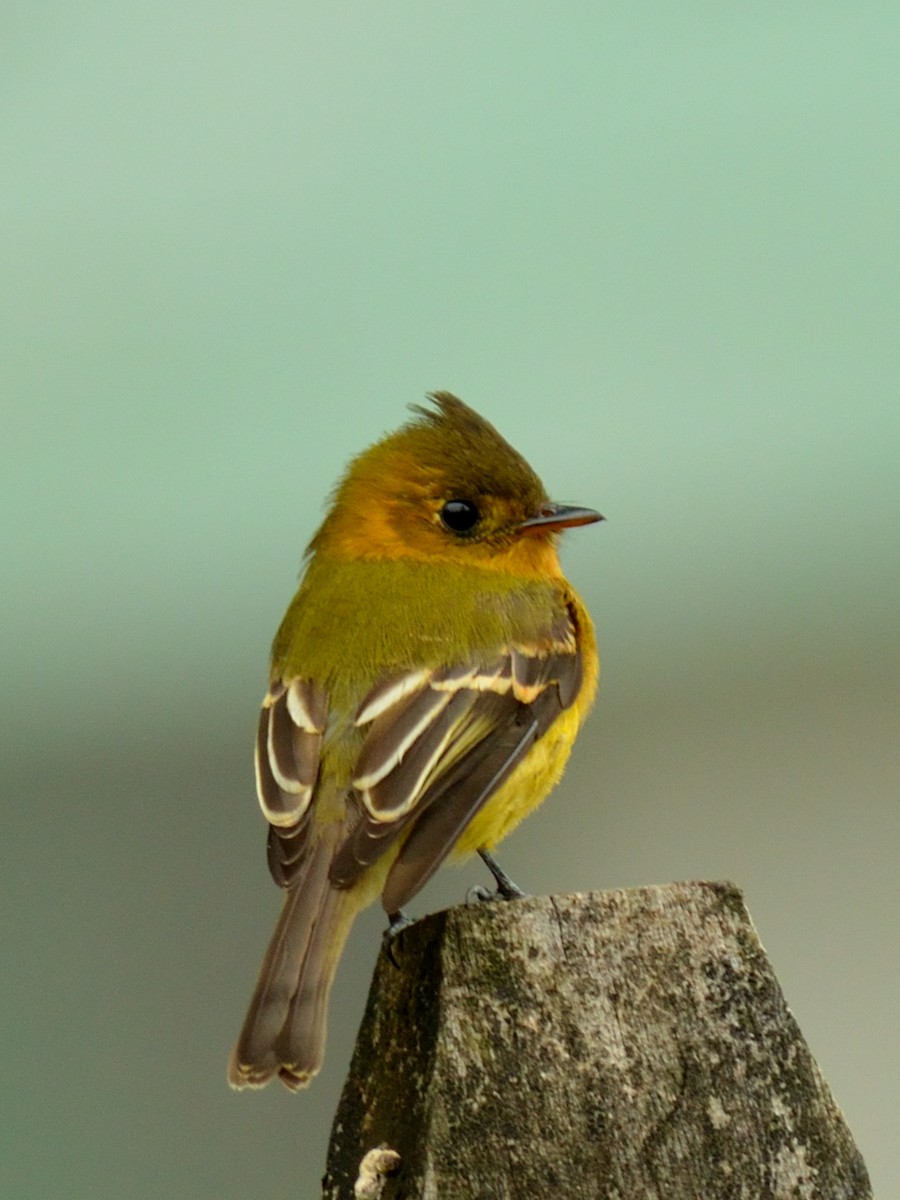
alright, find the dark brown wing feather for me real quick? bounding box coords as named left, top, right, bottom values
left=328, top=686, right=499, bottom=887
left=254, top=678, right=327, bottom=888
left=380, top=708, right=543, bottom=913
left=266, top=817, right=310, bottom=889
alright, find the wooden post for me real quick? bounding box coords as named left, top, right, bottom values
left=322, top=882, right=872, bottom=1200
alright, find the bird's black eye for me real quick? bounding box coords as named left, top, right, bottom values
left=439, top=498, right=480, bottom=535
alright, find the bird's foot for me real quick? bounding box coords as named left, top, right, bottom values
left=467, top=848, right=527, bottom=903
left=382, top=910, right=414, bottom=968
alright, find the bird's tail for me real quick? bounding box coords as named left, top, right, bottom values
left=228, top=833, right=358, bottom=1091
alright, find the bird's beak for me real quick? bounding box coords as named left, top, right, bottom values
left=519, top=504, right=604, bottom=535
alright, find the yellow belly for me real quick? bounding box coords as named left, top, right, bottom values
left=451, top=702, right=583, bottom=857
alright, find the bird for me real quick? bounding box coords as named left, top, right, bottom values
left=228, top=392, right=602, bottom=1091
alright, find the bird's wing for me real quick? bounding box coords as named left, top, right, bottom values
left=328, top=601, right=585, bottom=911
left=253, top=678, right=329, bottom=888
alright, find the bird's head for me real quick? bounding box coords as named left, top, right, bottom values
left=309, top=392, right=602, bottom=579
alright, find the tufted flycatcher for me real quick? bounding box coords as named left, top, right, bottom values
left=228, top=392, right=602, bottom=1090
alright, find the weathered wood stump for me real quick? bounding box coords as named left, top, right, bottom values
left=323, top=882, right=871, bottom=1199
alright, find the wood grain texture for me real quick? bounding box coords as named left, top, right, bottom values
left=323, top=883, right=871, bottom=1200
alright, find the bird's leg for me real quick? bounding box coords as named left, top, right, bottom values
left=469, top=848, right=527, bottom=902
left=382, top=910, right=414, bottom=968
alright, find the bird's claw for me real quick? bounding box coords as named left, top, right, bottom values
left=466, top=884, right=496, bottom=905
left=472, top=848, right=527, bottom=902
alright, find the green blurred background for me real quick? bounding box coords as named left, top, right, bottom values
left=3, top=4, right=897, bottom=1197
